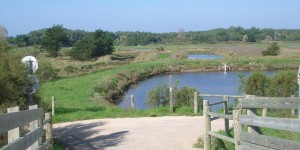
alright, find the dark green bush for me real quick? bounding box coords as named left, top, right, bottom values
left=36, top=62, right=59, bottom=82
left=262, top=43, right=280, bottom=56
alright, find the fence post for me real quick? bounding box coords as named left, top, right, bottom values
left=194, top=92, right=198, bottom=114
left=130, top=94, right=135, bottom=110
left=45, top=113, right=53, bottom=149
left=7, top=106, right=20, bottom=144
left=291, top=95, right=296, bottom=116
left=233, top=110, right=241, bottom=150
left=203, top=100, right=211, bottom=150
left=169, top=75, right=173, bottom=113
left=28, top=105, right=39, bottom=150
left=52, top=96, right=55, bottom=116
left=223, top=96, right=229, bottom=132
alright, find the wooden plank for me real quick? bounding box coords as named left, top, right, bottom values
left=208, top=100, right=225, bottom=106
left=37, top=140, right=51, bottom=150
left=43, top=118, right=51, bottom=125
left=207, top=131, right=234, bottom=143
left=240, top=141, right=273, bottom=150
left=247, top=108, right=262, bottom=134
left=45, top=113, right=53, bottom=149
left=240, top=115, right=300, bottom=133
left=0, top=108, right=43, bottom=134
left=208, top=112, right=233, bottom=120
left=233, top=110, right=241, bottom=150
left=199, top=94, right=244, bottom=98
left=223, top=96, right=229, bottom=132
left=203, top=100, right=211, bottom=150
left=7, top=106, right=20, bottom=144
left=28, top=105, right=39, bottom=150
left=194, top=92, right=198, bottom=114
left=241, top=132, right=300, bottom=150
left=238, top=97, right=300, bottom=109
left=0, top=126, right=43, bottom=150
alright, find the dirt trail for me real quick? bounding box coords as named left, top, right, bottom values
left=54, top=116, right=232, bottom=150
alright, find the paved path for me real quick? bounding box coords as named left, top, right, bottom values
left=54, top=116, right=231, bottom=150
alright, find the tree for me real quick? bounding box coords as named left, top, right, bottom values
left=245, top=72, right=269, bottom=96
left=70, top=29, right=114, bottom=60
left=0, top=25, right=8, bottom=42
left=262, top=43, right=280, bottom=56
left=40, top=25, right=67, bottom=57
left=178, top=27, right=185, bottom=40
left=267, top=71, right=298, bottom=97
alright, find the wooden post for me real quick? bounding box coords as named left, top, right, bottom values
left=223, top=96, right=229, bottom=132
left=169, top=75, right=172, bottom=88
left=194, top=92, right=198, bottom=114
left=170, top=87, right=173, bottom=113
left=52, top=96, right=55, bottom=116
left=291, top=95, right=295, bottom=116
left=28, top=105, right=39, bottom=150
left=262, top=108, right=267, bottom=117
left=7, top=106, right=20, bottom=144
left=45, top=113, right=53, bottom=149
left=130, top=94, right=135, bottom=110
left=233, top=110, right=241, bottom=150
left=247, top=108, right=262, bottom=134
left=203, top=100, right=211, bottom=150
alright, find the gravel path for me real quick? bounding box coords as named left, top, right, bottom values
left=54, top=116, right=232, bottom=150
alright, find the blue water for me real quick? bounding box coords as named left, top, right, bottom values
left=188, top=54, right=224, bottom=60
left=119, top=71, right=274, bottom=111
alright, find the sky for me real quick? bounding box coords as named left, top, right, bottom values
left=1, top=0, right=300, bottom=36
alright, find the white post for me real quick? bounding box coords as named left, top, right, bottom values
left=298, top=66, right=300, bottom=119
left=130, top=94, right=135, bottom=110
left=224, top=64, right=227, bottom=73
left=169, top=75, right=173, bottom=112
left=52, top=96, right=55, bottom=116
left=194, top=92, right=198, bottom=114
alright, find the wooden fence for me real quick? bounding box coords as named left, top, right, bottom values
left=0, top=105, right=53, bottom=150
left=203, top=96, right=300, bottom=150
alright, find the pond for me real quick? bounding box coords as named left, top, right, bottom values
left=187, top=54, right=224, bottom=60
left=118, top=71, right=274, bottom=111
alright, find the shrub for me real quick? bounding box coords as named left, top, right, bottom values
left=262, top=43, right=280, bottom=56
left=36, top=62, right=59, bottom=82
left=245, top=72, right=269, bottom=96
left=64, top=65, right=78, bottom=73
left=267, top=71, right=298, bottom=97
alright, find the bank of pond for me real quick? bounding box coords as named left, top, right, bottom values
left=118, top=71, right=275, bottom=111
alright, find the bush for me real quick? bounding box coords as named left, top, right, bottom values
left=267, top=71, right=298, bottom=97
left=64, top=65, right=78, bottom=73
left=262, top=43, right=280, bottom=56
left=245, top=71, right=269, bottom=96
left=36, top=62, right=59, bottom=82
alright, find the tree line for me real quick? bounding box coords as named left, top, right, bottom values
left=7, top=26, right=300, bottom=47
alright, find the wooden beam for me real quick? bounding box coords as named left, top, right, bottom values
left=7, top=106, right=20, bottom=144
left=199, top=94, right=244, bottom=98
left=240, top=141, right=273, bottom=150
left=207, top=131, right=234, bottom=143
left=238, top=97, right=300, bottom=109
left=0, top=108, right=43, bottom=134
left=208, top=100, right=225, bottom=106
left=241, top=132, right=300, bottom=150
left=203, top=100, right=211, bottom=150
left=208, top=112, right=233, bottom=120
left=247, top=108, right=262, bottom=134
left=240, top=115, right=300, bottom=133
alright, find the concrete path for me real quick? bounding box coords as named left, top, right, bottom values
left=54, top=116, right=231, bottom=150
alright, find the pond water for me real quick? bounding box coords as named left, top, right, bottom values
left=187, top=54, right=224, bottom=60
left=118, top=71, right=274, bottom=111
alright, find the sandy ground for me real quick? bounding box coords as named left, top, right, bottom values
left=54, top=116, right=232, bottom=150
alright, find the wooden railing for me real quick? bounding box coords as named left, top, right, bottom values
left=203, top=96, right=300, bottom=150
left=0, top=105, right=52, bottom=150
left=201, top=94, right=244, bottom=150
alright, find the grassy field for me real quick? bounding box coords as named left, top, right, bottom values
left=20, top=42, right=299, bottom=122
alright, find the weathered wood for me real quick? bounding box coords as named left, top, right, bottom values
left=247, top=108, right=262, bottom=134
left=208, top=100, right=225, bottom=106
left=208, top=112, right=233, bottom=120
left=7, top=106, right=20, bottom=144
left=238, top=97, right=300, bottom=109
left=207, top=131, right=234, bottom=143
left=170, top=87, right=173, bottom=113
left=0, top=108, right=43, bottom=134
left=262, top=108, right=267, bottom=117
left=194, top=92, right=198, bottom=114
left=45, top=113, right=53, bottom=149
left=52, top=96, right=55, bottom=116
left=203, top=100, right=211, bottom=150
left=37, top=139, right=51, bottom=150
left=43, top=118, right=51, bottom=125
left=28, top=105, right=39, bottom=150
left=223, top=96, right=229, bottom=132
left=1, top=126, right=43, bottom=150
left=233, top=110, right=241, bottom=150
left=240, top=141, right=273, bottom=150
left=199, top=94, right=244, bottom=98
left=240, top=115, right=300, bottom=133
left=291, top=95, right=296, bottom=116
left=241, top=131, right=300, bottom=150
left=130, top=94, right=135, bottom=110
